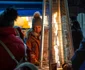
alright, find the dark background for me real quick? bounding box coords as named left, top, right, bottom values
left=0, top=0, right=85, bottom=17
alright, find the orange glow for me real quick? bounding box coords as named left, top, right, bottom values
left=14, top=16, right=30, bottom=28
left=53, top=12, right=57, bottom=23
left=53, top=12, right=60, bottom=66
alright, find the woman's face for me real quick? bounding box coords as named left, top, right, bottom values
left=34, top=25, right=42, bottom=34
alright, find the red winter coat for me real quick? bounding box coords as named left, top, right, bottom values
left=0, top=27, right=25, bottom=70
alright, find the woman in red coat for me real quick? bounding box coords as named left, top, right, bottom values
left=0, top=7, right=25, bottom=70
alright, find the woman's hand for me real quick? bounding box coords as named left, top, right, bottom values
left=31, top=54, right=35, bottom=59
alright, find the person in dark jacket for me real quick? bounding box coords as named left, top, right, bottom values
left=0, top=7, right=25, bottom=70
left=26, top=11, right=42, bottom=65
left=71, top=38, right=85, bottom=70
left=71, top=20, right=83, bottom=52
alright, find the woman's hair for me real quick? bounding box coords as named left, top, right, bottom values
left=0, top=7, right=18, bottom=27
left=14, top=26, right=24, bottom=41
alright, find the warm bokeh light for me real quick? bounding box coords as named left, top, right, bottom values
left=14, top=16, right=30, bottom=28
left=53, top=12, right=60, bottom=66
left=53, top=12, right=57, bottom=23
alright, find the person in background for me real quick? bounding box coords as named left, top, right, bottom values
left=71, top=20, right=83, bottom=52
left=26, top=11, right=42, bottom=65
left=14, top=26, right=31, bottom=62
left=71, top=21, right=85, bottom=70
left=0, top=7, right=25, bottom=70
left=71, top=37, right=85, bottom=70
left=14, top=26, right=24, bottom=42
left=22, top=29, right=28, bottom=44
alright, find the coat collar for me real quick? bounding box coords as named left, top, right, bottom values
left=0, top=27, right=16, bottom=36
